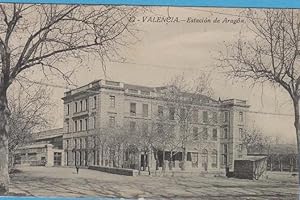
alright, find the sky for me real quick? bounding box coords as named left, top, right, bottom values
left=18, top=6, right=297, bottom=144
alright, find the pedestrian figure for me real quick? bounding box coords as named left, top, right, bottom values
left=76, top=164, right=79, bottom=174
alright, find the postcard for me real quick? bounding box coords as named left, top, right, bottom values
left=0, top=3, right=298, bottom=199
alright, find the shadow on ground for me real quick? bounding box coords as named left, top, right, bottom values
left=9, top=167, right=299, bottom=200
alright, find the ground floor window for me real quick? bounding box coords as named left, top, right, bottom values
left=54, top=152, right=62, bottom=166
left=211, top=150, right=217, bottom=168
left=201, top=149, right=208, bottom=170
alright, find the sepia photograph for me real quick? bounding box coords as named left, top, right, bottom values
left=0, top=3, right=299, bottom=199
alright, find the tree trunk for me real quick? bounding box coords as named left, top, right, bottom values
left=0, top=92, right=10, bottom=194
left=181, top=147, right=186, bottom=170
left=162, top=149, right=165, bottom=173
left=292, top=98, right=300, bottom=184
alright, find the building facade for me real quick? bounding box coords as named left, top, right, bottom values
left=62, top=79, right=249, bottom=172
left=13, top=128, right=64, bottom=167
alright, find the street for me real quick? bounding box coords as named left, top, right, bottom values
left=8, top=167, right=299, bottom=199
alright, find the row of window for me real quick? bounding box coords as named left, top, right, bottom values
left=66, top=116, right=96, bottom=132
left=129, top=103, right=244, bottom=124
left=65, top=136, right=97, bottom=149
left=66, top=96, right=97, bottom=115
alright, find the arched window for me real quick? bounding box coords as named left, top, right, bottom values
left=201, top=149, right=208, bottom=170
left=211, top=149, right=218, bottom=168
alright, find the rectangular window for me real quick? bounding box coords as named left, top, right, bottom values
left=85, top=99, right=88, bottom=111
left=142, top=104, right=148, bottom=117
left=239, top=128, right=243, bottom=139
left=212, top=129, right=218, bottom=141
left=109, top=116, right=115, bottom=127
left=130, top=103, right=136, bottom=116
left=85, top=118, right=88, bottom=130
left=85, top=138, right=88, bottom=149
left=203, top=127, right=208, bottom=140
left=223, top=128, right=228, bottom=139
left=224, top=111, right=229, bottom=122
left=66, top=121, right=70, bottom=133
left=80, top=138, right=82, bottom=149
left=75, top=139, right=78, bottom=149
left=169, top=107, right=175, bottom=120
left=66, top=140, right=69, bottom=149
left=158, top=105, right=163, bottom=117
left=239, top=112, right=244, bottom=122
left=93, top=116, right=96, bottom=129
left=80, top=120, right=83, bottom=131
left=223, top=144, right=228, bottom=154
left=75, top=102, right=78, bottom=113
left=213, top=112, right=218, bottom=123
left=110, top=96, right=115, bottom=108
left=193, top=127, right=199, bottom=140
left=67, top=104, right=70, bottom=115
left=80, top=100, right=83, bottom=112
left=130, top=121, right=136, bottom=131
left=93, top=96, right=97, bottom=109
left=203, top=111, right=208, bottom=123
left=74, top=120, right=78, bottom=132
left=192, top=110, right=198, bottom=123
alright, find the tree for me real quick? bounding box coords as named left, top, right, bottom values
left=241, top=126, right=274, bottom=154
left=158, top=74, right=213, bottom=170
left=8, top=83, right=53, bottom=169
left=0, top=4, right=141, bottom=193
left=219, top=9, right=300, bottom=182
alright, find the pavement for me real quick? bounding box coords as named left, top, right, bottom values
left=8, top=166, right=300, bottom=199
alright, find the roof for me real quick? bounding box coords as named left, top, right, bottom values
left=32, top=128, right=63, bottom=141
left=124, top=84, right=154, bottom=92
left=16, top=143, right=50, bottom=150
left=236, top=156, right=267, bottom=162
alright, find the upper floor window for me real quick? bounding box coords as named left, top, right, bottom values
left=130, top=103, right=136, bottom=116
left=212, top=129, right=218, bottom=141
left=109, top=116, right=115, bottom=127
left=158, top=105, right=163, bottom=117
left=85, top=99, right=88, bottom=111
left=169, top=107, right=175, bottom=120
left=74, top=120, right=78, bottom=132
left=239, top=128, right=243, bottom=139
left=239, top=112, right=244, bottom=122
left=75, top=102, right=78, bottom=113
left=192, top=110, right=198, bottom=123
left=67, top=104, right=70, bottom=115
left=223, top=144, right=228, bottom=154
left=213, top=112, right=218, bottom=123
left=80, top=100, right=83, bottom=112
left=202, top=127, right=208, bottom=140
left=84, top=118, right=88, bottom=130
left=223, top=128, right=228, bottom=139
left=110, top=96, right=115, bottom=108
left=203, top=111, right=208, bottom=123
left=142, top=104, right=149, bottom=117
left=66, top=121, right=70, bottom=133
left=79, top=120, right=83, bottom=131
left=93, top=96, right=97, bottom=109
left=224, top=111, right=229, bottom=123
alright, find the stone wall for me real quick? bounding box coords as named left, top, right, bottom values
left=88, top=165, right=139, bottom=176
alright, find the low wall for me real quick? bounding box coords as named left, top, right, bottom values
left=88, top=166, right=139, bottom=176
